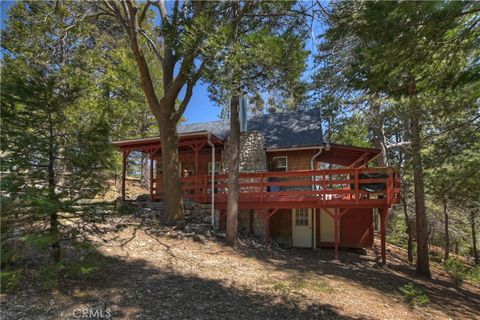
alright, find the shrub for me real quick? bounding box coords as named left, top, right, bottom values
left=34, top=244, right=107, bottom=289
left=1, top=240, right=25, bottom=268
left=0, top=270, right=21, bottom=293
left=116, top=201, right=138, bottom=215
left=398, top=283, right=430, bottom=307
left=445, top=257, right=480, bottom=285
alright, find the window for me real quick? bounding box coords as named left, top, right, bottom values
left=272, top=156, right=288, bottom=172
left=295, top=208, right=309, bottom=226
left=208, top=162, right=222, bottom=174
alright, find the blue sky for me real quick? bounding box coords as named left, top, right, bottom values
left=1, top=1, right=321, bottom=124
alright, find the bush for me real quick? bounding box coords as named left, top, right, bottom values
left=0, top=270, right=21, bottom=293
left=0, top=240, right=25, bottom=268
left=35, top=244, right=107, bottom=289
left=398, top=283, right=430, bottom=307
left=445, top=257, right=480, bottom=285
left=36, top=263, right=63, bottom=289
left=116, top=201, right=138, bottom=215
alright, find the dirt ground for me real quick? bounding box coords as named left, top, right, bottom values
left=2, top=217, right=479, bottom=320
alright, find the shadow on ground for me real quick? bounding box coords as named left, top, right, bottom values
left=233, top=240, right=480, bottom=319
left=2, top=248, right=359, bottom=320
left=3, top=217, right=479, bottom=320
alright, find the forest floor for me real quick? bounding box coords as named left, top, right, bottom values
left=2, top=215, right=479, bottom=320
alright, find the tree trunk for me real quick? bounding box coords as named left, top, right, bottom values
left=128, top=28, right=185, bottom=223
left=158, top=117, right=184, bottom=225
left=371, top=100, right=389, bottom=167
left=48, top=122, right=61, bottom=263
left=409, top=81, right=431, bottom=277
left=226, top=95, right=240, bottom=246
left=443, top=197, right=450, bottom=261
left=471, top=209, right=479, bottom=265
left=401, top=194, right=414, bottom=263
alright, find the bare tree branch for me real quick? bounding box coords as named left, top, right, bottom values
left=138, top=1, right=153, bottom=27
left=138, top=29, right=165, bottom=66
left=173, top=82, right=194, bottom=123
left=154, top=0, right=169, bottom=25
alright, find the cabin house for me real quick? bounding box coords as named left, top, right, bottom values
left=113, top=109, right=400, bottom=263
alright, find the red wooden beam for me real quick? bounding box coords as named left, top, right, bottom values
left=334, top=208, right=340, bottom=260
left=150, top=154, right=154, bottom=201
left=121, top=150, right=131, bottom=201
left=263, top=209, right=271, bottom=246
left=380, top=207, right=389, bottom=265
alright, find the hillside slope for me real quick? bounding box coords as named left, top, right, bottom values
left=2, top=216, right=479, bottom=319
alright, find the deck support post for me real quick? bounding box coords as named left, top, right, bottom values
left=380, top=207, right=388, bottom=265
left=194, top=144, right=200, bottom=201
left=220, top=209, right=226, bottom=231
left=149, top=154, right=154, bottom=201
left=121, top=150, right=130, bottom=201
left=334, top=208, right=340, bottom=260
left=263, top=210, right=270, bottom=246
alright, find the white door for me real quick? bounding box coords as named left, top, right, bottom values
left=292, top=208, right=312, bottom=248
left=320, top=209, right=337, bottom=242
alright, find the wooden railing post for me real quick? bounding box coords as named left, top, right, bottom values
left=355, top=168, right=359, bottom=204
left=150, top=154, right=154, bottom=201
left=322, top=171, right=326, bottom=204
left=121, top=150, right=130, bottom=201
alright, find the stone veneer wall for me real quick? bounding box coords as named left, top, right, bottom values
left=221, top=130, right=266, bottom=173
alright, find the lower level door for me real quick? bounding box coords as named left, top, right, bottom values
left=292, top=208, right=312, bottom=248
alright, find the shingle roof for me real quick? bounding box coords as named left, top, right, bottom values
left=177, top=109, right=324, bottom=149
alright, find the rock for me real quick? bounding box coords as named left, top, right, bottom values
left=193, top=234, right=204, bottom=242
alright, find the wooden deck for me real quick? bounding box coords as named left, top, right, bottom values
left=153, top=167, right=401, bottom=209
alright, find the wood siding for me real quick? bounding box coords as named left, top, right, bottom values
left=269, top=207, right=374, bottom=248
left=267, top=150, right=320, bottom=171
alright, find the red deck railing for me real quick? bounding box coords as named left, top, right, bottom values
left=153, top=167, right=401, bottom=208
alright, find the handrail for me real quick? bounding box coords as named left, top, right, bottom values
left=152, top=167, right=401, bottom=206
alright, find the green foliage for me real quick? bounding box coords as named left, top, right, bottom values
left=21, top=233, right=59, bottom=251
left=0, top=237, right=25, bottom=268
left=34, top=245, right=106, bottom=289
left=273, top=275, right=331, bottom=295
left=445, top=258, right=480, bottom=285
left=36, top=263, right=63, bottom=289
left=331, top=113, right=372, bottom=147
left=398, top=283, right=430, bottom=307
left=315, top=0, right=480, bottom=268
left=386, top=215, right=410, bottom=250
left=116, top=202, right=139, bottom=216
left=0, top=1, right=154, bottom=262
left=0, top=270, right=21, bottom=293
left=202, top=2, right=308, bottom=113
